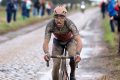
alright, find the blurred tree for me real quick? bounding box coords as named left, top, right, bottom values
left=1, top=0, right=5, bottom=6
left=1, top=0, right=22, bottom=6
left=1, top=0, right=91, bottom=6
left=51, top=0, right=91, bottom=5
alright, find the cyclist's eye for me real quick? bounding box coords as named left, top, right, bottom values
left=54, top=15, right=65, bottom=19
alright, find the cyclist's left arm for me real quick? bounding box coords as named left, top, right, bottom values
left=74, top=35, right=82, bottom=55
left=74, top=35, right=82, bottom=63
left=68, top=20, right=82, bottom=55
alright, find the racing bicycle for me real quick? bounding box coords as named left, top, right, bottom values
left=46, top=46, right=75, bottom=80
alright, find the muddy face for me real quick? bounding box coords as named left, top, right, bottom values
left=54, top=14, right=65, bottom=28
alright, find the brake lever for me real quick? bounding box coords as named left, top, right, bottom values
left=46, top=61, right=49, bottom=67
left=76, top=63, right=78, bottom=68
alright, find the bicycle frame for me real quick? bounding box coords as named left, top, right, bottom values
left=46, top=47, right=73, bottom=80
left=59, top=47, right=69, bottom=80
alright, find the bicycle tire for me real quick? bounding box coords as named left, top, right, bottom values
left=59, top=71, right=64, bottom=80
left=59, top=70, right=69, bottom=80
left=64, top=70, right=69, bottom=80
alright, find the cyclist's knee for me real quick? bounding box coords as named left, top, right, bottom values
left=69, top=58, right=75, bottom=65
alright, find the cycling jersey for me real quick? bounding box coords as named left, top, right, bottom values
left=45, top=18, right=79, bottom=42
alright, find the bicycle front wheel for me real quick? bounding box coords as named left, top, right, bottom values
left=59, top=70, right=69, bottom=80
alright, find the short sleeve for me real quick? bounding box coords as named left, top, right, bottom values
left=67, top=19, right=79, bottom=36
left=44, top=23, right=52, bottom=40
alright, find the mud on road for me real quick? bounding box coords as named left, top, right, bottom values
left=82, top=13, right=120, bottom=80
left=75, top=13, right=112, bottom=80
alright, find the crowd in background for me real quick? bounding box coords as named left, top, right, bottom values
left=5, top=0, right=87, bottom=24
left=6, top=0, right=53, bottom=23
left=100, top=0, right=120, bottom=53
left=6, top=0, right=19, bottom=23
left=100, top=0, right=120, bottom=33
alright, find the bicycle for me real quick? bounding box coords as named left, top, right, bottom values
left=46, top=46, right=76, bottom=80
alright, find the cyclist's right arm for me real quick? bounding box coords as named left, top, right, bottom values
left=43, top=24, right=52, bottom=60
left=43, top=39, right=50, bottom=54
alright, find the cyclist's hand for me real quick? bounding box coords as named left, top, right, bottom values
left=44, top=54, right=50, bottom=61
left=75, top=55, right=81, bottom=63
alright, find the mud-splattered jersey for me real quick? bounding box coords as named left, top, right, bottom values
left=45, top=18, right=79, bottom=42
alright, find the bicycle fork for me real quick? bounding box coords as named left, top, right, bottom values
left=59, top=59, right=69, bottom=80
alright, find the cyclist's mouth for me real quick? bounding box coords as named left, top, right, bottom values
left=57, top=22, right=62, bottom=26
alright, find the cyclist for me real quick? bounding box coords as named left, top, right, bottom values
left=80, top=1, right=86, bottom=13
left=43, top=5, right=82, bottom=80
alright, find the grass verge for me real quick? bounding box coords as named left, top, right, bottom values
left=0, top=16, right=51, bottom=34
left=102, top=16, right=116, bottom=48
left=102, top=16, right=120, bottom=80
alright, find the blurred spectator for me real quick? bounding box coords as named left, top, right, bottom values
left=100, top=1, right=107, bottom=19
left=21, top=0, right=27, bottom=20
left=14, top=0, right=19, bottom=10
left=114, top=0, right=120, bottom=54
left=114, top=0, right=120, bottom=33
left=64, top=3, right=71, bottom=11
left=80, top=1, right=86, bottom=13
left=26, top=0, right=32, bottom=18
left=107, top=0, right=117, bottom=32
left=45, top=0, right=53, bottom=15
left=70, top=3, right=73, bottom=10
left=6, top=0, right=18, bottom=23
left=13, top=0, right=19, bottom=21
left=33, top=0, right=40, bottom=16
left=39, top=0, right=46, bottom=16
